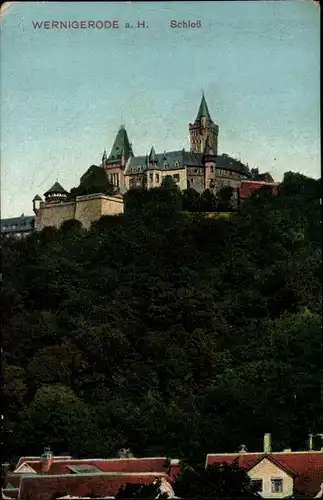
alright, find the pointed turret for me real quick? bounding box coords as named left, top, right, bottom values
left=147, top=146, right=159, bottom=171
left=43, top=181, right=68, bottom=203
left=108, top=125, right=133, bottom=163
left=195, top=93, right=213, bottom=125
left=149, top=146, right=157, bottom=162
left=102, top=149, right=107, bottom=167
left=32, top=194, right=42, bottom=212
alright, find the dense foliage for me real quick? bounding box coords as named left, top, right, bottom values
left=115, top=461, right=258, bottom=499
left=1, top=172, right=322, bottom=468
left=68, top=164, right=115, bottom=199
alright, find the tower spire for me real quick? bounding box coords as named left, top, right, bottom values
left=189, top=93, right=219, bottom=155
left=195, top=93, right=213, bottom=124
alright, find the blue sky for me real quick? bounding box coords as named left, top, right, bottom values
left=1, top=1, right=320, bottom=217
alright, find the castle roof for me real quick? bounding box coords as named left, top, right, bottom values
left=125, top=150, right=203, bottom=174
left=217, top=154, right=250, bottom=176
left=125, top=150, right=250, bottom=177
left=107, top=126, right=133, bottom=163
left=44, top=182, right=69, bottom=197
left=193, top=94, right=215, bottom=126
left=149, top=146, right=157, bottom=162
left=32, top=194, right=42, bottom=201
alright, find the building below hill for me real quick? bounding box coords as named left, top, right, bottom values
left=2, top=435, right=322, bottom=499
left=2, top=448, right=180, bottom=500
left=207, top=433, right=323, bottom=499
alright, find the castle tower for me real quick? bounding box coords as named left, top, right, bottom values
left=104, top=125, right=134, bottom=192
left=189, top=93, right=219, bottom=155
left=107, top=125, right=133, bottom=166
left=147, top=146, right=159, bottom=188
left=32, top=194, right=42, bottom=213
left=204, top=137, right=216, bottom=190
left=43, top=181, right=69, bottom=203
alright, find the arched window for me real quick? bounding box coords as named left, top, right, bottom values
left=174, top=161, right=180, bottom=168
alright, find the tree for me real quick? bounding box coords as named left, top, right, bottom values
left=1, top=169, right=321, bottom=465
left=181, top=188, right=201, bottom=212
left=69, top=165, right=115, bottom=198
left=116, top=479, right=172, bottom=499
left=250, top=167, right=259, bottom=179
left=17, top=384, right=104, bottom=457
left=200, top=189, right=217, bottom=212
left=59, top=219, right=84, bottom=234
left=216, top=186, right=235, bottom=211
left=173, top=460, right=259, bottom=499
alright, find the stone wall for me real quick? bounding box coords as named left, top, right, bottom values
left=35, top=194, right=124, bottom=231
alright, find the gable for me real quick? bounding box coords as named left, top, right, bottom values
left=249, top=457, right=293, bottom=479
left=13, top=463, right=37, bottom=474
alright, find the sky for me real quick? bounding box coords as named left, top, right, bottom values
left=0, top=1, right=320, bottom=218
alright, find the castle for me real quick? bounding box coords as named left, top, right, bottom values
left=101, top=93, right=251, bottom=194
left=29, top=94, right=267, bottom=231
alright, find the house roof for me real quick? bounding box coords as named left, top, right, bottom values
left=107, top=126, right=133, bottom=162
left=44, top=182, right=69, bottom=197
left=15, top=456, right=72, bottom=470
left=11, top=457, right=171, bottom=476
left=1, top=216, right=35, bottom=234
left=239, top=180, right=279, bottom=199
left=206, top=451, right=323, bottom=497
left=18, top=472, right=171, bottom=500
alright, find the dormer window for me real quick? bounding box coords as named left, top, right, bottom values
left=164, top=162, right=169, bottom=169
left=251, top=479, right=263, bottom=493
left=271, top=478, right=283, bottom=493
left=174, top=161, right=180, bottom=168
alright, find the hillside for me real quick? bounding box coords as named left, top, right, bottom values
left=1, top=171, right=322, bottom=464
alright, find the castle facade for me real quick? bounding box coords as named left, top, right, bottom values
left=101, top=94, right=250, bottom=194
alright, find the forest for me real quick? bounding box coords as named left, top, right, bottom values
left=1, top=171, right=322, bottom=470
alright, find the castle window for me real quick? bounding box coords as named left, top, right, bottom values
left=210, top=166, right=214, bottom=173
left=164, top=162, right=169, bottom=169
left=174, top=161, right=180, bottom=168
left=149, top=173, right=153, bottom=183
left=156, top=174, right=160, bottom=183
left=173, top=174, right=180, bottom=183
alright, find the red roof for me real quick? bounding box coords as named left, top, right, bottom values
left=18, top=472, right=171, bottom=500
left=21, top=457, right=171, bottom=475
left=206, top=451, right=323, bottom=497
left=239, top=180, right=279, bottom=199
left=15, top=456, right=71, bottom=469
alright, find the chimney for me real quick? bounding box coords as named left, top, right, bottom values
left=239, top=444, right=247, bottom=453
left=264, top=433, right=272, bottom=454
left=309, top=434, right=314, bottom=451
left=40, top=447, right=53, bottom=473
